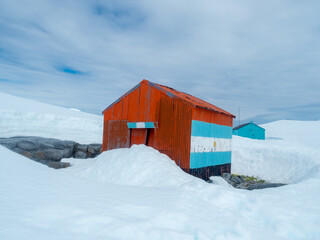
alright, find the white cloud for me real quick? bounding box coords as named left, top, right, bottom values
left=0, top=0, right=319, bottom=123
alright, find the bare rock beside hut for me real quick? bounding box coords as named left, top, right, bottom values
left=214, top=173, right=286, bottom=190
left=0, top=136, right=102, bottom=169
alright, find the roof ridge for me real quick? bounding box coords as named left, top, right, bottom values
left=152, top=81, right=235, bottom=118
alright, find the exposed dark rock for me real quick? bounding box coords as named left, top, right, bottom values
left=0, top=136, right=102, bottom=169
left=247, top=183, right=287, bottom=190
left=74, top=150, right=87, bottom=159
left=219, top=173, right=286, bottom=190
left=88, top=144, right=102, bottom=153
left=34, top=150, right=45, bottom=160
left=75, top=144, right=88, bottom=153
left=18, top=150, right=33, bottom=159
left=17, top=141, right=39, bottom=151
left=46, top=161, right=71, bottom=169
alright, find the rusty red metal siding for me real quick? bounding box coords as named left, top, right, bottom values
left=130, top=129, right=148, bottom=146
left=154, top=95, right=192, bottom=169
left=104, top=120, right=130, bottom=149
left=192, top=107, right=233, bottom=127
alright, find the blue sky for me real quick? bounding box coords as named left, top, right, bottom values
left=0, top=0, right=319, bottom=124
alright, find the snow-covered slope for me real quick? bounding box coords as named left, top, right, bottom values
left=0, top=93, right=320, bottom=239
left=232, top=120, right=320, bottom=183
left=0, top=92, right=102, bottom=143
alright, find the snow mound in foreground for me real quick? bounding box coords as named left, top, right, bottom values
left=66, top=145, right=198, bottom=187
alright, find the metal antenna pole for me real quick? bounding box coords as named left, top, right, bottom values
left=238, top=106, right=240, bottom=126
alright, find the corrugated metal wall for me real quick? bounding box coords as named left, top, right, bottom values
left=102, top=80, right=234, bottom=179
left=102, top=81, right=192, bottom=169
left=155, top=96, right=192, bottom=169
left=188, top=106, right=233, bottom=179
left=192, top=107, right=233, bottom=127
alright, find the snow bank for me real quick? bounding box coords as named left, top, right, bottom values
left=232, top=136, right=320, bottom=183
left=0, top=92, right=102, bottom=144
left=1, top=93, right=320, bottom=239
left=262, top=120, right=320, bottom=140
left=1, top=144, right=320, bottom=240
left=64, top=145, right=198, bottom=187
left=232, top=120, right=320, bottom=183
left=0, top=92, right=98, bottom=119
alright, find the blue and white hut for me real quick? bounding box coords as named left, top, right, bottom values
left=233, top=122, right=265, bottom=140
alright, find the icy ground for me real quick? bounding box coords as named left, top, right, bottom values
left=1, top=92, right=320, bottom=239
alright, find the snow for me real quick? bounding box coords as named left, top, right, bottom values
left=1, top=92, right=320, bottom=239
left=232, top=120, right=320, bottom=183
left=0, top=92, right=102, bottom=144
left=64, top=145, right=198, bottom=188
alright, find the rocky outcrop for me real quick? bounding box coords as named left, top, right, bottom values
left=218, top=173, right=286, bottom=190
left=0, top=136, right=102, bottom=169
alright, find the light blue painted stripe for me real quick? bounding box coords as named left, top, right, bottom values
left=144, top=122, right=155, bottom=128
left=127, top=122, right=156, bottom=128
left=190, top=151, right=231, bottom=169
left=191, top=120, right=232, bottom=139
left=127, top=122, right=137, bottom=128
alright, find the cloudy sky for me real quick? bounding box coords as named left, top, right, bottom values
left=0, top=0, right=319, bottom=124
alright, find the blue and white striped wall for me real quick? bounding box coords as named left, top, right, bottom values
left=190, top=120, right=232, bottom=169
left=127, top=122, right=157, bottom=128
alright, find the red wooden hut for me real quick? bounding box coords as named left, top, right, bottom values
left=102, top=80, right=235, bottom=180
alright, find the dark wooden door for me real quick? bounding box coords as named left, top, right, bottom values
left=130, top=129, right=148, bottom=146
left=107, top=120, right=130, bottom=149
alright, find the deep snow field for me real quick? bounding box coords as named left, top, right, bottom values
left=0, top=92, right=319, bottom=240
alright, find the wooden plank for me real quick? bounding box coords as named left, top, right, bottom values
left=107, top=120, right=130, bottom=150
left=130, top=129, right=147, bottom=146
left=192, top=107, right=233, bottom=127
left=112, top=101, right=123, bottom=120
left=148, top=86, right=160, bottom=122
left=102, top=119, right=109, bottom=151
left=138, top=81, right=150, bottom=122
left=155, top=95, right=192, bottom=169
left=122, top=95, right=129, bottom=119
left=104, top=108, right=113, bottom=121
left=127, top=87, right=140, bottom=122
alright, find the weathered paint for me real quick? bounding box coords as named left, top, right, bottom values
left=102, top=79, right=234, bottom=180
left=127, top=122, right=158, bottom=128
left=191, top=120, right=232, bottom=139
left=190, top=136, right=231, bottom=152
left=190, top=152, right=232, bottom=169
left=155, top=83, right=235, bottom=118
left=130, top=128, right=147, bottom=146
left=233, top=122, right=265, bottom=140
left=186, top=164, right=231, bottom=181
left=190, top=120, right=232, bottom=170
left=192, top=107, right=233, bottom=127
left=155, top=95, right=193, bottom=169
left=105, top=120, right=130, bottom=150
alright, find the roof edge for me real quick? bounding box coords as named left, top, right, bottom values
left=102, top=79, right=236, bottom=118
left=102, top=81, right=143, bottom=114
left=233, top=122, right=265, bottom=130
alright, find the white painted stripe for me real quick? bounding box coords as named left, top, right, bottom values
left=136, top=122, right=145, bottom=128
left=191, top=136, right=231, bottom=153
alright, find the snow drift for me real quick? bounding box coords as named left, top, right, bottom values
left=64, top=145, right=198, bottom=187
left=232, top=120, right=320, bottom=184
left=1, top=92, right=320, bottom=239
left=0, top=92, right=102, bottom=144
